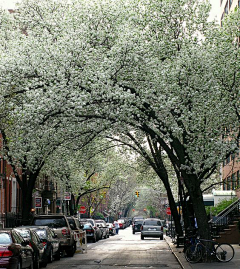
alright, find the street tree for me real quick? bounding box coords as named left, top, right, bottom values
left=0, top=0, right=239, bottom=239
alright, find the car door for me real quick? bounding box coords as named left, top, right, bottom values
left=13, top=231, right=32, bottom=268
left=48, top=228, right=59, bottom=254
left=31, top=231, right=45, bottom=262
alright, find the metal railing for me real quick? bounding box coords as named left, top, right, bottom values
left=209, top=198, right=240, bottom=236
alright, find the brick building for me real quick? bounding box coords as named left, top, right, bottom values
left=219, top=0, right=240, bottom=190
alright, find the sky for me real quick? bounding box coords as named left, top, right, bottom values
left=0, top=0, right=220, bottom=21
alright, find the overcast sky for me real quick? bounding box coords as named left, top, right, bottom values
left=0, top=0, right=220, bottom=21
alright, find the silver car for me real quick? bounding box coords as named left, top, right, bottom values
left=140, top=218, right=163, bottom=240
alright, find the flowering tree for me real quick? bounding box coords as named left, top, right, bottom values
left=0, top=0, right=239, bottom=238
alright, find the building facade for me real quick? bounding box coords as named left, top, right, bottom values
left=0, top=133, right=22, bottom=227
left=219, top=0, right=240, bottom=190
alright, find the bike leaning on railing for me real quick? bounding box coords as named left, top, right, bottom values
left=184, top=237, right=235, bottom=263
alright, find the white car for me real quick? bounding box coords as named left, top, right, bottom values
left=106, top=223, right=116, bottom=235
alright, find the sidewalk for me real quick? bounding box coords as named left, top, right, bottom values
left=165, top=236, right=240, bottom=269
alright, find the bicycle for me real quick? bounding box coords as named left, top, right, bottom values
left=184, top=237, right=235, bottom=263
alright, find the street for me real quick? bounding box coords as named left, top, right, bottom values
left=48, top=226, right=181, bottom=269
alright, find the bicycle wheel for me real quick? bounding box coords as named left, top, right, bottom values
left=215, top=243, right=235, bottom=262
left=185, top=245, right=203, bottom=263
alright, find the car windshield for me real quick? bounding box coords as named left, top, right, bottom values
left=67, top=218, right=76, bottom=229
left=33, top=218, right=67, bottom=228
left=135, top=220, right=143, bottom=225
left=83, top=224, right=92, bottom=229
left=144, top=220, right=161, bottom=226
left=0, top=233, right=12, bottom=244
left=87, top=220, right=94, bottom=226
left=35, top=230, right=47, bottom=238
left=15, top=229, right=30, bottom=239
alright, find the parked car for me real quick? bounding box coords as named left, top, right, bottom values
left=132, top=216, right=144, bottom=222
left=132, top=219, right=144, bottom=234
left=95, top=220, right=109, bottom=238
left=96, top=223, right=107, bottom=239
left=14, top=227, right=46, bottom=269
left=79, top=219, right=102, bottom=241
left=82, top=223, right=97, bottom=242
left=0, top=229, right=34, bottom=269
left=20, top=226, right=61, bottom=262
left=31, top=214, right=76, bottom=257
left=117, top=219, right=127, bottom=229
left=140, top=218, right=164, bottom=240
left=67, top=216, right=82, bottom=238
left=106, top=223, right=116, bottom=235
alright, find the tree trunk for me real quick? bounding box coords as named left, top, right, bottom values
left=21, top=171, right=39, bottom=225
left=184, top=174, right=210, bottom=239
left=163, top=179, right=183, bottom=236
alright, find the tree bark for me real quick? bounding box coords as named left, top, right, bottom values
left=184, top=173, right=210, bottom=239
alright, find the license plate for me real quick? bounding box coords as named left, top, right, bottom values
left=148, top=228, right=156, bottom=231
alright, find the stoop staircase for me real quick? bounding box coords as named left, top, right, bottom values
left=209, top=198, right=240, bottom=244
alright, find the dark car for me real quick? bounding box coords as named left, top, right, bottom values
left=82, top=223, right=97, bottom=243
left=21, top=226, right=61, bottom=262
left=31, top=214, right=76, bottom=257
left=14, top=227, right=46, bottom=269
left=0, top=229, right=33, bottom=269
left=132, top=219, right=144, bottom=234
left=79, top=219, right=101, bottom=241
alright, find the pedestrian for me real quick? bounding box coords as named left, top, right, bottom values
left=114, top=221, right=120, bottom=234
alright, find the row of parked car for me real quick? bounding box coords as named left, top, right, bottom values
left=0, top=214, right=117, bottom=269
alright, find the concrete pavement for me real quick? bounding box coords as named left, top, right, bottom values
left=165, top=235, right=240, bottom=269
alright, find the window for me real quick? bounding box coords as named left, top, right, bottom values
left=223, top=179, right=227, bottom=190
left=226, top=154, right=231, bottom=164
left=0, top=233, right=12, bottom=244
left=232, top=173, right=236, bottom=189
left=237, top=171, right=240, bottom=188
left=227, top=177, right=231, bottom=190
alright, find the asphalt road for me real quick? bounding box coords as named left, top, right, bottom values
left=47, top=226, right=182, bottom=269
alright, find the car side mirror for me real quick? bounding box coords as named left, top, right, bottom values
left=21, top=240, right=30, bottom=246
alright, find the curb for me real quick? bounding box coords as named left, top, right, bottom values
left=165, top=236, right=192, bottom=269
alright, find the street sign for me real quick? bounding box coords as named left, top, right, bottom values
left=64, top=192, right=71, bottom=200
left=35, top=197, right=42, bottom=208
left=79, top=206, right=86, bottom=214
left=166, top=207, right=171, bottom=215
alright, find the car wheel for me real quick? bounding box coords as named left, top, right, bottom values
left=17, top=261, right=21, bottom=269
left=141, top=235, right=144, bottom=240
left=28, top=258, right=34, bottom=269
left=133, top=231, right=135, bottom=234
left=54, top=249, right=61, bottom=261
left=48, top=248, right=53, bottom=263
left=66, top=245, right=75, bottom=257
left=33, top=254, right=39, bottom=269
left=160, top=235, right=163, bottom=240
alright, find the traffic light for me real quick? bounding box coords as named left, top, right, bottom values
left=135, top=191, right=140, bottom=197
